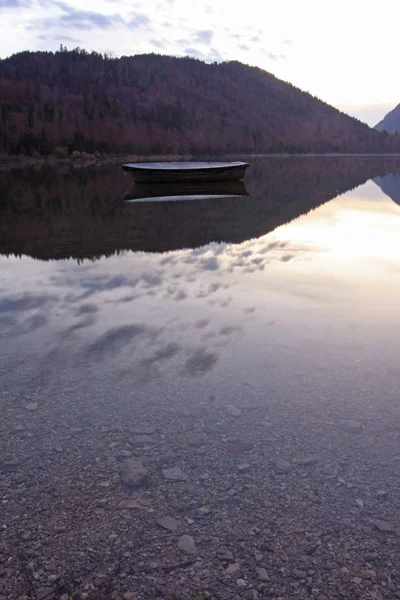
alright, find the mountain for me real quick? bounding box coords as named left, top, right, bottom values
left=1, top=48, right=400, bottom=156
left=375, top=105, right=400, bottom=134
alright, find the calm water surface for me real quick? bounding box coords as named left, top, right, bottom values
left=1, top=157, right=400, bottom=406
left=2, top=156, right=400, bottom=598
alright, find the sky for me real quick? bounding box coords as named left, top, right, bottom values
left=0, top=0, right=399, bottom=126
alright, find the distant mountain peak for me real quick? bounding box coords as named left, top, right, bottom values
left=375, top=104, right=400, bottom=133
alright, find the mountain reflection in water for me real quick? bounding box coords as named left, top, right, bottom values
left=1, top=156, right=400, bottom=261
left=374, top=173, right=400, bottom=206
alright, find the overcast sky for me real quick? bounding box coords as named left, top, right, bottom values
left=0, top=0, right=398, bottom=126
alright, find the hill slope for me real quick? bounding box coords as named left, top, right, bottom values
left=375, top=104, right=400, bottom=134
left=1, top=48, right=400, bottom=156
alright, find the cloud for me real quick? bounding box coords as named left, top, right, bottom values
left=201, top=256, right=219, bottom=271
left=0, top=0, right=31, bottom=9
left=128, top=12, right=151, bottom=29
left=37, top=34, right=80, bottom=42
left=182, top=348, right=218, bottom=376
left=151, top=39, right=166, bottom=49
left=86, top=324, right=147, bottom=358
left=193, top=29, right=213, bottom=45
left=35, top=3, right=149, bottom=32
left=0, top=313, right=48, bottom=336
left=283, top=38, right=292, bottom=45
left=65, top=315, right=96, bottom=333
left=141, top=342, right=180, bottom=365
left=262, top=50, right=286, bottom=61
left=0, top=293, right=58, bottom=313
left=76, top=302, right=99, bottom=315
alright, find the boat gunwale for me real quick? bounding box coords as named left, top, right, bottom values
left=121, top=161, right=249, bottom=172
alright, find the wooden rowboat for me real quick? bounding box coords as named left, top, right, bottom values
left=121, top=161, right=249, bottom=183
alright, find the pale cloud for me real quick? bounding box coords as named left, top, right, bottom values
left=193, top=29, right=213, bottom=45
left=0, top=0, right=32, bottom=8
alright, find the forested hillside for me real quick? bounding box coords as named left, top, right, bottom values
left=1, top=48, right=399, bottom=156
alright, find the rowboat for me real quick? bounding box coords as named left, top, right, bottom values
left=121, top=161, right=249, bottom=183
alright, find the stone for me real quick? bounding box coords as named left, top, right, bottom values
left=25, top=402, right=38, bottom=411
left=245, top=591, right=259, bottom=600
left=237, top=578, right=247, bottom=589
left=120, top=459, right=149, bottom=487
left=226, top=563, right=241, bottom=576
left=360, top=569, right=376, bottom=580
left=177, top=534, right=197, bottom=555
left=356, top=499, right=364, bottom=508
left=227, top=440, right=253, bottom=454
left=37, top=588, right=54, bottom=600
left=377, top=490, right=388, bottom=498
left=13, top=424, right=25, bottom=432
left=120, top=499, right=142, bottom=510
left=157, top=516, right=181, bottom=531
left=217, top=549, right=235, bottom=561
left=187, top=434, right=205, bottom=447
left=129, top=435, right=155, bottom=446
left=238, top=463, right=251, bottom=472
left=293, top=569, right=307, bottom=579
left=131, top=426, right=156, bottom=435
left=296, top=456, right=319, bottom=466
left=123, top=593, right=136, bottom=600
left=374, top=520, right=395, bottom=533
left=274, top=458, right=292, bottom=473
left=340, top=420, right=363, bottom=433
left=256, top=567, right=270, bottom=582
left=226, top=405, right=242, bottom=417
left=364, top=552, right=379, bottom=562
left=162, top=466, right=188, bottom=481
left=352, top=577, right=363, bottom=585
left=264, top=500, right=273, bottom=508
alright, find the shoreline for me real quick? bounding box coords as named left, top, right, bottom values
left=2, top=152, right=400, bottom=171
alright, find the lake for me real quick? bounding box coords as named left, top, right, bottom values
left=2, top=156, right=400, bottom=600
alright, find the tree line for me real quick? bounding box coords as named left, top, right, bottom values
left=1, top=47, right=400, bottom=156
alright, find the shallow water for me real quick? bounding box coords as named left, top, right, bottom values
left=2, top=156, right=400, bottom=598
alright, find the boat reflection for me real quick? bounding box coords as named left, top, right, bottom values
left=124, top=180, right=249, bottom=202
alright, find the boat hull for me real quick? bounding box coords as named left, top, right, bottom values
left=121, top=161, right=249, bottom=183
